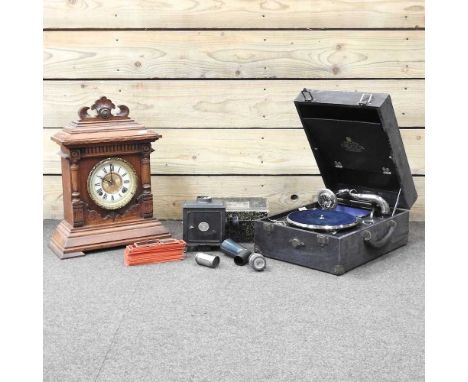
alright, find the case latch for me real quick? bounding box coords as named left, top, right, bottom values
left=290, top=238, right=305, bottom=248
left=301, top=88, right=314, bottom=102
left=358, top=93, right=373, bottom=106
left=317, top=234, right=329, bottom=247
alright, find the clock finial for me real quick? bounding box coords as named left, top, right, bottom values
left=78, top=96, right=130, bottom=121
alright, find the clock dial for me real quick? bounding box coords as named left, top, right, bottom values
left=87, top=158, right=138, bottom=210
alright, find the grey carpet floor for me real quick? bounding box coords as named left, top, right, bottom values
left=44, top=220, right=424, bottom=382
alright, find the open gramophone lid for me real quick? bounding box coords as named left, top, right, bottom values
left=286, top=209, right=359, bottom=231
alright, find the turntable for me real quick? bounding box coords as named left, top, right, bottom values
left=286, top=209, right=360, bottom=232
left=286, top=188, right=367, bottom=231
left=285, top=188, right=390, bottom=232
left=254, top=89, right=418, bottom=275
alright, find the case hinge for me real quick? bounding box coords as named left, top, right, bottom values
left=264, top=222, right=275, bottom=234
left=358, top=93, right=373, bottom=106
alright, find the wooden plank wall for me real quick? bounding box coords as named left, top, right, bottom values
left=43, top=0, right=425, bottom=220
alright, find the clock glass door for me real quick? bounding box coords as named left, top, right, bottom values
left=87, top=158, right=138, bottom=210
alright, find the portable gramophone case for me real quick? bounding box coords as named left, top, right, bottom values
left=254, top=89, right=417, bottom=275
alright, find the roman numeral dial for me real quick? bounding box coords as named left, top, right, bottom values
left=87, top=158, right=138, bottom=210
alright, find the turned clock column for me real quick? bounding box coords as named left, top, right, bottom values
left=70, top=149, right=85, bottom=227
left=139, top=143, right=154, bottom=219
left=49, top=96, right=171, bottom=259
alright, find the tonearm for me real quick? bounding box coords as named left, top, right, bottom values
left=336, top=189, right=390, bottom=215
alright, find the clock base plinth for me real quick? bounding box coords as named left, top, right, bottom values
left=49, top=219, right=171, bottom=259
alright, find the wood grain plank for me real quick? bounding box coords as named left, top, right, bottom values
left=43, top=175, right=425, bottom=221
left=44, top=0, right=425, bottom=29
left=44, top=30, right=424, bottom=79
left=43, top=128, right=425, bottom=175
left=44, top=80, right=424, bottom=127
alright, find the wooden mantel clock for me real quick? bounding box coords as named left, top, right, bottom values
left=49, top=96, right=171, bottom=259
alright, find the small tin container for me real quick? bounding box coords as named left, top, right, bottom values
left=249, top=253, right=266, bottom=272
left=194, top=252, right=220, bottom=268
left=221, top=239, right=252, bottom=266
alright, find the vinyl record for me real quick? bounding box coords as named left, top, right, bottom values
left=286, top=209, right=359, bottom=231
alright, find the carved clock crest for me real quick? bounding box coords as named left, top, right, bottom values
left=49, top=97, right=171, bottom=259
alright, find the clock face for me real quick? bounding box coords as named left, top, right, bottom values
left=87, top=158, right=138, bottom=210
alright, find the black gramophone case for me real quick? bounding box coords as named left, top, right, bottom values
left=254, top=89, right=417, bottom=275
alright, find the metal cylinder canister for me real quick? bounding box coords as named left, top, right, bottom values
left=248, top=253, right=267, bottom=272
left=194, top=252, right=220, bottom=268
left=234, top=251, right=251, bottom=266
left=221, top=239, right=266, bottom=270
left=221, top=239, right=252, bottom=265
left=220, top=239, right=252, bottom=258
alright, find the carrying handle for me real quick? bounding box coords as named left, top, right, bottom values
left=301, top=88, right=314, bottom=102
left=358, top=93, right=373, bottom=106
left=196, top=195, right=212, bottom=203
left=362, top=220, right=397, bottom=248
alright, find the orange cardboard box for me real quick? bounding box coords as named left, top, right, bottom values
left=124, top=238, right=186, bottom=266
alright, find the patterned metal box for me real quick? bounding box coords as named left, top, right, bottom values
left=222, top=198, right=268, bottom=242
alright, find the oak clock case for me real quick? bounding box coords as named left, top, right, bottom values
left=49, top=96, right=170, bottom=259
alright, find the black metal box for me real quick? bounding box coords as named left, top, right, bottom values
left=183, top=196, right=225, bottom=249
left=254, top=89, right=417, bottom=275
left=222, top=197, right=268, bottom=242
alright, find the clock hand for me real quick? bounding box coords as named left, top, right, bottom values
left=98, top=175, right=111, bottom=185
left=109, top=166, right=114, bottom=185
